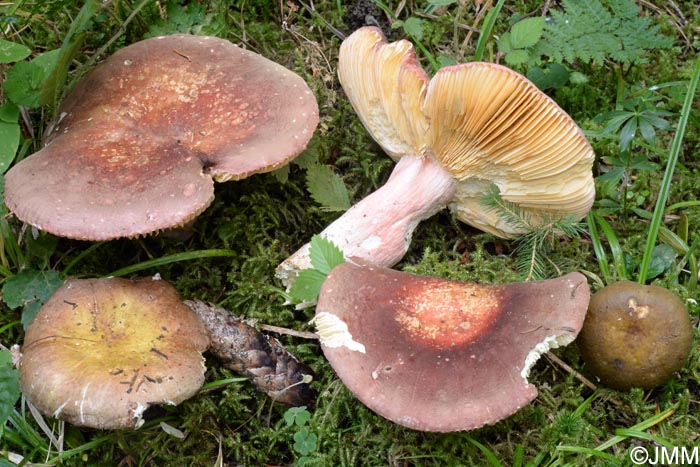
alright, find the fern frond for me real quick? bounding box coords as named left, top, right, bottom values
left=532, top=0, right=672, bottom=66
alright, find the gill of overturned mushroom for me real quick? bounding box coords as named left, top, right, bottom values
left=276, top=27, right=594, bottom=287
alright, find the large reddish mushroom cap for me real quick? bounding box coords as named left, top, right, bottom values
left=314, top=263, right=590, bottom=432
left=18, top=276, right=210, bottom=430
left=4, top=34, right=318, bottom=240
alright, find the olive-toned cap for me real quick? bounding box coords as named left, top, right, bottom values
left=5, top=34, right=318, bottom=240
left=314, top=263, right=589, bottom=432
left=18, top=276, right=210, bottom=429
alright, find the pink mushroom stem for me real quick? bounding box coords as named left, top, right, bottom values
left=276, top=154, right=456, bottom=286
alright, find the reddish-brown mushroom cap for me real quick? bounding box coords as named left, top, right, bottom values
left=4, top=34, right=318, bottom=240
left=18, top=276, right=210, bottom=430
left=313, top=263, right=590, bottom=432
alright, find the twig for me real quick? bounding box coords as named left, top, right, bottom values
left=259, top=324, right=318, bottom=340
left=545, top=351, right=598, bottom=392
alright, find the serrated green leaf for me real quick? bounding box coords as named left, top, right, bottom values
left=504, top=49, right=530, bottom=66
left=646, top=244, right=677, bottom=279
left=2, top=269, right=63, bottom=328
left=306, top=164, right=350, bottom=212
left=0, top=349, right=20, bottom=429
left=0, top=39, right=31, bottom=63
left=21, top=300, right=44, bottom=330
left=402, top=17, right=425, bottom=41
left=293, top=135, right=321, bottom=170
left=0, top=101, right=19, bottom=124
left=510, top=17, right=545, bottom=49
left=532, top=0, right=672, bottom=66
left=145, top=0, right=219, bottom=37
left=437, top=55, right=457, bottom=68
left=527, top=63, right=569, bottom=90
left=309, top=235, right=345, bottom=275
left=271, top=163, right=290, bottom=184
left=497, top=32, right=513, bottom=54
left=289, top=269, right=327, bottom=302
left=4, top=61, right=44, bottom=107
left=0, top=351, right=10, bottom=367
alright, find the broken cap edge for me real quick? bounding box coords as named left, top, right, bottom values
left=314, top=264, right=590, bottom=432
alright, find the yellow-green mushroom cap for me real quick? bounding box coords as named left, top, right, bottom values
left=18, top=276, right=209, bottom=430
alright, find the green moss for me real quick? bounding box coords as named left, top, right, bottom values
left=1, top=1, right=699, bottom=466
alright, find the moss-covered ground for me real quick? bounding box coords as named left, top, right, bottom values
left=1, top=1, right=699, bottom=466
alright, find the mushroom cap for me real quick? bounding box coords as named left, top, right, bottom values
left=18, top=276, right=210, bottom=430
left=4, top=34, right=319, bottom=240
left=337, top=27, right=594, bottom=238
left=314, top=263, right=590, bottom=432
left=576, top=281, right=693, bottom=390
left=338, top=26, right=428, bottom=160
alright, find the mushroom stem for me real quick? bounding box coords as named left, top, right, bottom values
left=276, top=154, right=457, bottom=287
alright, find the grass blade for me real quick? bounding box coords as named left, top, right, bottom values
left=593, top=212, right=627, bottom=280
left=586, top=212, right=611, bottom=284
left=613, top=428, right=674, bottom=449
left=108, top=249, right=236, bottom=277
left=465, top=437, right=502, bottom=467
left=513, top=444, right=524, bottom=467
left=474, top=0, right=506, bottom=61
left=60, top=241, right=104, bottom=277
left=555, top=445, right=620, bottom=464
left=596, top=406, right=676, bottom=451
left=638, top=56, right=700, bottom=283
left=38, top=0, right=100, bottom=108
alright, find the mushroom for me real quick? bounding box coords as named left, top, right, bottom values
left=276, top=27, right=594, bottom=286
left=576, top=281, right=693, bottom=390
left=17, top=276, right=209, bottom=430
left=4, top=34, right=318, bottom=240
left=16, top=277, right=316, bottom=429
left=312, top=263, right=590, bottom=432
